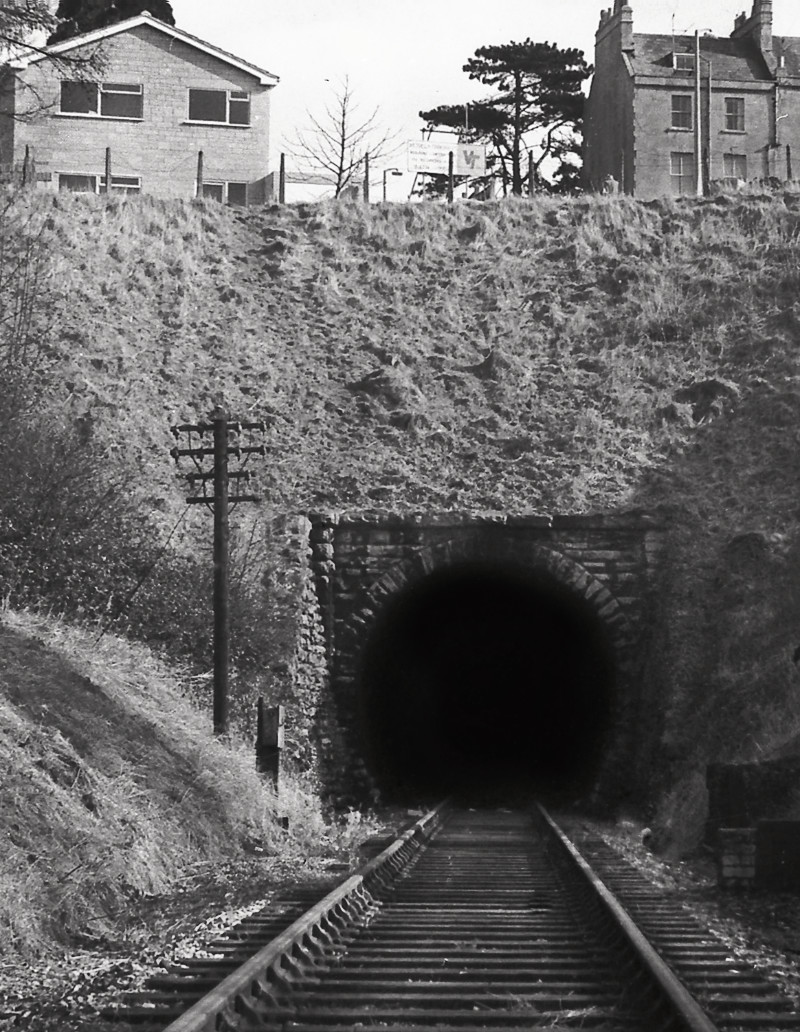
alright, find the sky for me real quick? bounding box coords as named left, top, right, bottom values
left=168, top=1, right=800, bottom=197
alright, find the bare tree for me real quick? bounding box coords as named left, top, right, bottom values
left=287, top=77, right=398, bottom=197
left=0, top=190, right=55, bottom=424
left=0, top=0, right=55, bottom=58
left=0, top=1, right=105, bottom=121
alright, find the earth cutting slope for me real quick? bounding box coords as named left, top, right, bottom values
left=6, top=189, right=800, bottom=843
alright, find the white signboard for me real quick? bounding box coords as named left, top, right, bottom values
left=407, top=141, right=487, bottom=177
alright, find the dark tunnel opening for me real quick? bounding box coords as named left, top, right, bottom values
left=355, top=560, right=618, bottom=807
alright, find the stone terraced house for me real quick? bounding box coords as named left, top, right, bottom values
left=0, top=12, right=278, bottom=204
left=584, top=0, right=800, bottom=197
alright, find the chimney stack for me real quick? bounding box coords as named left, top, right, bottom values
left=596, top=0, right=633, bottom=53
left=731, top=0, right=773, bottom=59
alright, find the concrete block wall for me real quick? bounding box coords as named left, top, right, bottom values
left=718, top=827, right=757, bottom=887
left=12, top=24, right=273, bottom=201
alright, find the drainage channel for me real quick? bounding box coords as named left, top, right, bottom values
left=107, top=805, right=800, bottom=1032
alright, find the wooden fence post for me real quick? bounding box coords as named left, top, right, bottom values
left=196, top=150, right=204, bottom=198
left=21, top=145, right=32, bottom=187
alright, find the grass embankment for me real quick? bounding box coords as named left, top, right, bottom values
left=4, top=188, right=800, bottom=864
left=0, top=606, right=356, bottom=962
left=32, top=190, right=800, bottom=520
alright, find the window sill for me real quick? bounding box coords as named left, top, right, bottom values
left=721, top=129, right=747, bottom=134
left=54, top=112, right=143, bottom=122
left=669, top=126, right=693, bottom=132
left=183, top=120, right=251, bottom=128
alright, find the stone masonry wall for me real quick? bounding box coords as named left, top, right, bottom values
left=584, top=11, right=635, bottom=192
left=633, top=81, right=775, bottom=198
left=308, top=511, right=666, bottom=801
left=257, top=516, right=331, bottom=788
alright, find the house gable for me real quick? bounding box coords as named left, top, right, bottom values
left=3, top=17, right=277, bottom=203
left=11, top=13, right=278, bottom=86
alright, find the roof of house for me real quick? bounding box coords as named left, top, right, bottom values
left=11, top=12, right=279, bottom=85
left=630, top=32, right=772, bottom=81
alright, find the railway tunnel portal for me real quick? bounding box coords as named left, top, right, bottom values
left=309, top=512, right=665, bottom=805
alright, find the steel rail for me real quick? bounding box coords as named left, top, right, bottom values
left=160, top=801, right=447, bottom=1032
left=538, top=804, right=721, bottom=1032
left=138, top=801, right=800, bottom=1031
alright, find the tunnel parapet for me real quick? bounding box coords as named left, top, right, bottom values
left=307, top=511, right=666, bottom=804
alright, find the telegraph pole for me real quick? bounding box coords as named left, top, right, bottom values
left=212, top=413, right=230, bottom=734
left=170, top=408, right=265, bottom=735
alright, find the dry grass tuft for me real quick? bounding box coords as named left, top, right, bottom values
left=0, top=605, right=339, bottom=959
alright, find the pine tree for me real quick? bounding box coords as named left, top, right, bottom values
left=48, top=0, right=176, bottom=44
left=420, top=40, right=590, bottom=195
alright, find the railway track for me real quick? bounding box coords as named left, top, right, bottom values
left=107, top=804, right=800, bottom=1031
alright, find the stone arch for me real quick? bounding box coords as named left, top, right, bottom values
left=347, top=534, right=636, bottom=655
left=334, top=533, right=639, bottom=802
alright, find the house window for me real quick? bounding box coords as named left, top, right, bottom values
left=58, top=173, right=97, bottom=192
left=100, top=83, right=143, bottom=119
left=202, top=181, right=248, bottom=205
left=227, top=182, right=247, bottom=205
left=202, top=182, right=225, bottom=201
left=59, top=81, right=143, bottom=118
left=723, top=153, right=747, bottom=180
left=725, top=97, right=745, bottom=131
left=188, top=89, right=251, bottom=126
left=60, top=81, right=97, bottom=114
left=100, top=174, right=141, bottom=194
left=671, top=95, right=693, bottom=130
left=673, top=53, right=695, bottom=71
left=59, top=173, right=141, bottom=194
left=670, top=152, right=696, bottom=195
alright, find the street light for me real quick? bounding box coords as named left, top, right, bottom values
left=383, top=167, right=402, bottom=201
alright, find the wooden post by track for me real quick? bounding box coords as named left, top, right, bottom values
left=256, top=699, right=284, bottom=789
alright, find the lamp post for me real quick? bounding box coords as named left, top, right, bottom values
left=383, top=167, right=402, bottom=201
